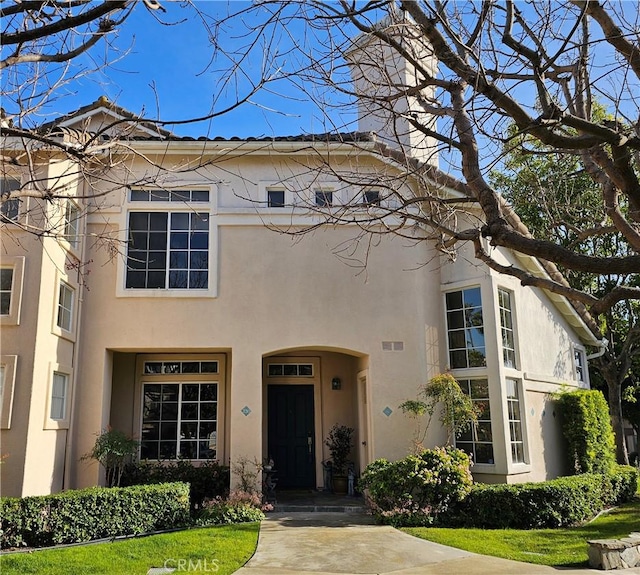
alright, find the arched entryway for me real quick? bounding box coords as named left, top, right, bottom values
left=262, top=347, right=370, bottom=491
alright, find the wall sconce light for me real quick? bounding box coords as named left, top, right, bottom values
left=331, top=377, right=342, bottom=390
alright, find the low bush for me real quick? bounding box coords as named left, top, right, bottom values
left=195, top=490, right=268, bottom=526
left=0, top=482, right=190, bottom=549
left=121, top=460, right=229, bottom=511
left=359, top=446, right=473, bottom=527
left=602, top=464, right=638, bottom=505
left=447, top=465, right=638, bottom=529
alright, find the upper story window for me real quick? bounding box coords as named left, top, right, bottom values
left=445, top=287, right=486, bottom=369
left=360, top=190, right=381, bottom=206
left=64, top=201, right=80, bottom=249
left=315, top=190, right=333, bottom=207
left=498, top=288, right=516, bottom=368
left=130, top=189, right=210, bottom=203
left=126, top=212, right=209, bottom=290
left=56, top=282, right=74, bottom=332
left=0, top=178, right=21, bottom=223
left=50, top=371, right=68, bottom=420
left=267, top=189, right=285, bottom=208
left=0, top=269, right=13, bottom=316
left=574, top=348, right=587, bottom=384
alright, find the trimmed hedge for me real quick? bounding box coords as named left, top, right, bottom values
left=121, top=460, right=229, bottom=511
left=1, top=482, right=190, bottom=549
left=557, top=389, right=616, bottom=474
left=447, top=465, right=638, bottom=529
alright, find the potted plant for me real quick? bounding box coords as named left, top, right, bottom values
left=324, top=423, right=354, bottom=494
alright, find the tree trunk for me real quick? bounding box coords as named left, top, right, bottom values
left=603, top=369, right=629, bottom=465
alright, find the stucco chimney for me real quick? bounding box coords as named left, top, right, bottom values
left=345, top=10, right=438, bottom=166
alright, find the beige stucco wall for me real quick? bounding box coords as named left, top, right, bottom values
left=1, top=158, right=87, bottom=496
left=3, top=145, right=596, bottom=496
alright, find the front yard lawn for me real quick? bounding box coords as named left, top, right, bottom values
left=0, top=523, right=259, bottom=575
left=403, top=496, right=640, bottom=567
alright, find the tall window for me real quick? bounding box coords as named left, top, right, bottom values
left=50, top=372, right=68, bottom=420
left=574, top=349, right=586, bottom=383
left=126, top=212, right=209, bottom=289
left=141, top=382, right=218, bottom=460
left=456, top=378, right=494, bottom=464
left=506, top=378, right=525, bottom=463
left=57, top=282, right=74, bottom=331
left=0, top=178, right=21, bottom=222
left=315, top=190, right=333, bottom=207
left=267, top=189, right=285, bottom=207
left=445, top=287, right=486, bottom=368
left=64, top=202, right=79, bottom=248
left=0, top=269, right=13, bottom=315
left=498, top=288, right=516, bottom=368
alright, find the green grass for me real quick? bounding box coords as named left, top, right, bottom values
left=402, top=497, right=640, bottom=567
left=0, top=523, right=259, bottom=575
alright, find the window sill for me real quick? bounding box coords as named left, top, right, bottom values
left=117, top=288, right=218, bottom=299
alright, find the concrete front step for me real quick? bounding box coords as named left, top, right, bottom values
left=272, top=504, right=366, bottom=513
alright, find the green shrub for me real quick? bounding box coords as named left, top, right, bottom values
left=557, top=389, right=616, bottom=474
left=447, top=466, right=638, bottom=529
left=1, top=482, right=190, bottom=549
left=601, top=464, right=638, bottom=505
left=121, top=460, right=229, bottom=511
left=195, top=490, right=266, bottom=525
left=358, top=447, right=472, bottom=526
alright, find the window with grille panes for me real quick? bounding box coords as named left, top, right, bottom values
left=0, top=269, right=13, bottom=316
left=140, top=381, right=218, bottom=460
left=498, top=288, right=516, bottom=368
left=455, top=378, right=494, bottom=464
left=506, top=378, right=526, bottom=463
left=126, top=211, right=209, bottom=289
left=445, top=287, right=486, bottom=369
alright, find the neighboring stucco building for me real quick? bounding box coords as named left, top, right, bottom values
left=1, top=34, right=601, bottom=497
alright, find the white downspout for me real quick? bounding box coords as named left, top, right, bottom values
left=586, top=338, right=609, bottom=360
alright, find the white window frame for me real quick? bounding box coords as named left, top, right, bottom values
left=455, top=378, right=495, bottom=465
left=44, top=363, right=73, bottom=429
left=56, top=281, right=74, bottom=332
left=1, top=177, right=22, bottom=223
left=0, top=355, right=17, bottom=429
left=266, top=187, right=286, bottom=208
left=444, top=286, right=487, bottom=370
left=134, top=354, right=226, bottom=462
left=314, top=188, right=334, bottom=208
left=498, top=288, right=518, bottom=369
left=506, top=378, right=528, bottom=465
left=117, top=187, right=218, bottom=298
left=573, top=346, right=589, bottom=386
left=64, top=200, right=80, bottom=250
left=0, top=256, right=25, bottom=326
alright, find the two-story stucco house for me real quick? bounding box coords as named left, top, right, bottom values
left=0, top=31, right=601, bottom=498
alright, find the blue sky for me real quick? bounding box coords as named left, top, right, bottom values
left=66, top=1, right=356, bottom=139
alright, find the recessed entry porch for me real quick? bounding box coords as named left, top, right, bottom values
left=262, top=348, right=372, bottom=491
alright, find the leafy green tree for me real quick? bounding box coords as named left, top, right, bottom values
left=82, top=428, right=139, bottom=487
left=491, top=126, right=640, bottom=464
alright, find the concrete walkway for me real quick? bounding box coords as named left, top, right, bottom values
left=235, top=512, right=640, bottom=575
